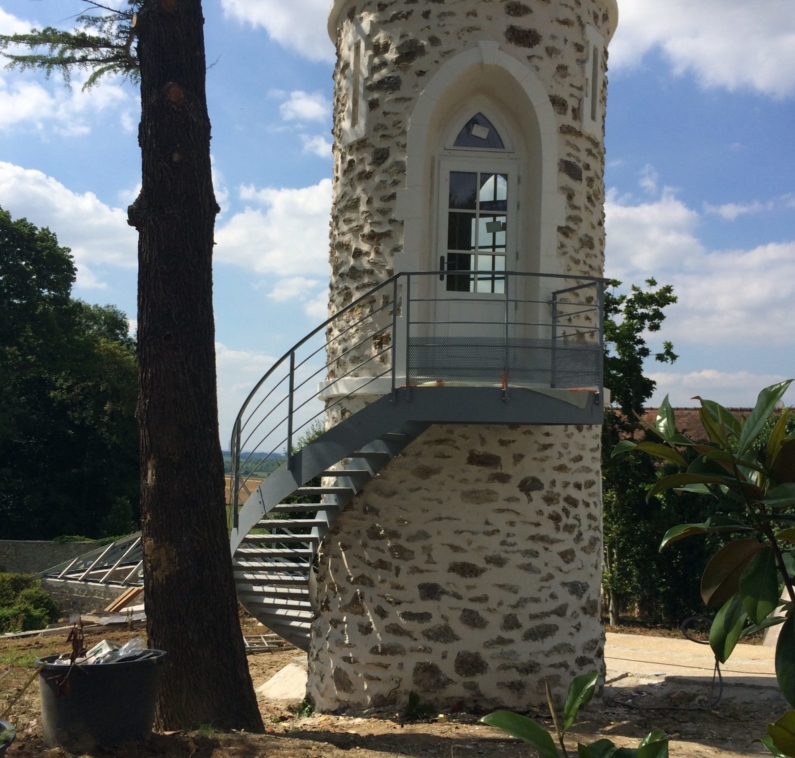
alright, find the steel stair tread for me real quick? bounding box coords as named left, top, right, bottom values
left=320, top=469, right=371, bottom=477
left=269, top=503, right=337, bottom=513
left=253, top=518, right=330, bottom=527
left=240, top=535, right=320, bottom=543
left=233, top=559, right=312, bottom=573
left=235, top=542, right=315, bottom=559
left=294, top=486, right=354, bottom=495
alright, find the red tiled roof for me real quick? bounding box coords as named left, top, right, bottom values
left=640, top=408, right=753, bottom=443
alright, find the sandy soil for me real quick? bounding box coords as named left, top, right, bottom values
left=0, top=617, right=782, bottom=757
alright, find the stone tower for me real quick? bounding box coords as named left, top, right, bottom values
left=307, top=0, right=618, bottom=711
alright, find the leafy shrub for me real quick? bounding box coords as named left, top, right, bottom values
left=15, top=586, right=58, bottom=622
left=0, top=572, right=58, bottom=632
left=0, top=602, right=50, bottom=633
left=0, top=573, right=35, bottom=607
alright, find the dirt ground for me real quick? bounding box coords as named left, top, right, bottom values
left=0, top=617, right=782, bottom=758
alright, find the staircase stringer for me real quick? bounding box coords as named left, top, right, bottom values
left=231, top=394, right=424, bottom=552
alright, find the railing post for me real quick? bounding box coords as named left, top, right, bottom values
left=551, top=293, right=558, bottom=389
left=287, top=350, right=295, bottom=470
left=404, top=274, right=411, bottom=395
left=391, top=276, right=398, bottom=401
left=503, top=273, right=509, bottom=401
left=232, top=417, right=241, bottom=529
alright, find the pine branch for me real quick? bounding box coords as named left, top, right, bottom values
left=0, top=0, right=140, bottom=90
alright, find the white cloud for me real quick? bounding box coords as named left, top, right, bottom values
left=638, top=164, right=659, bottom=195
left=606, top=170, right=795, bottom=347
left=265, top=276, right=328, bottom=319
left=704, top=201, right=769, bottom=221
left=611, top=0, right=795, bottom=98
left=266, top=276, right=320, bottom=302
left=304, top=289, right=328, bottom=320
left=214, top=178, right=331, bottom=276
left=0, top=7, right=33, bottom=35
left=215, top=342, right=277, bottom=445
left=0, top=162, right=137, bottom=287
left=0, top=10, right=132, bottom=133
left=0, top=72, right=130, bottom=134
left=279, top=91, right=331, bottom=123
left=220, top=0, right=333, bottom=62
left=301, top=134, right=332, bottom=158
left=605, top=187, right=703, bottom=280
left=649, top=370, right=791, bottom=408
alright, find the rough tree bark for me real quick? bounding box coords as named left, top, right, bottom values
left=128, top=0, right=263, bottom=731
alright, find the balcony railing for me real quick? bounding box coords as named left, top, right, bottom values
left=229, top=270, right=606, bottom=524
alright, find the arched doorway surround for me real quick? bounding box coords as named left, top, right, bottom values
left=394, top=41, right=565, bottom=280
left=394, top=42, right=566, bottom=366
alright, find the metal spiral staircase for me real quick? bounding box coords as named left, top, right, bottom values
left=41, top=270, right=606, bottom=653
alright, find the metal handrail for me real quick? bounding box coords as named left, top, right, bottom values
left=230, top=270, right=608, bottom=527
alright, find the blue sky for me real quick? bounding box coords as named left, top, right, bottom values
left=1, top=0, right=793, bottom=443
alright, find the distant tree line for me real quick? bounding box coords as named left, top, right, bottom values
left=0, top=206, right=138, bottom=539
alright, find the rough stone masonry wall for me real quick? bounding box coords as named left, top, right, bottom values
left=326, top=0, right=612, bottom=361
left=307, top=423, right=603, bottom=710
left=311, top=0, right=612, bottom=710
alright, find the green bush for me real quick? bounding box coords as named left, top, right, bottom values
left=0, top=602, right=50, bottom=633
left=0, top=573, right=35, bottom=607
left=0, top=573, right=58, bottom=632
left=15, top=586, right=58, bottom=622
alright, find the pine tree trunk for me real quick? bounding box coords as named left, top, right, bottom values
left=129, top=0, right=262, bottom=731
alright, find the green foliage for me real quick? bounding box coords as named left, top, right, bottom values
left=403, top=691, right=435, bottom=720
left=481, top=672, right=669, bottom=758
left=0, top=205, right=139, bottom=539
left=0, top=573, right=58, bottom=633
left=0, top=725, right=15, bottom=747
left=614, top=381, right=795, bottom=754
left=296, top=698, right=315, bottom=718
left=103, top=496, right=137, bottom=537
left=0, top=0, right=140, bottom=91
left=0, top=574, right=34, bottom=607
left=601, top=279, right=703, bottom=624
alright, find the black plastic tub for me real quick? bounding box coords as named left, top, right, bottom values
left=36, top=651, right=166, bottom=752
left=0, top=719, right=15, bottom=756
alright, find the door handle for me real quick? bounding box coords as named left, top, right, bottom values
left=439, top=255, right=445, bottom=281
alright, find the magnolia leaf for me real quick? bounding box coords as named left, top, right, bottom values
left=674, top=484, right=716, bottom=496
left=648, top=473, right=734, bottom=502
left=660, top=516, right=751, bottom=550
left=699, top=405, right=731, bottom=448
left=656, top=396, right=677, bottom=442
left=738, top=380, right=793, bottom=457
left=688, top=455, right=745, bottom=481
left=578, top=740, right=619, bottom=758
left=741, top=616, right=786, bottom=638
left=700, top=449, right=766, bottom=475
left=697, top=397, right=743, bottom=437
left=637, top=740, right=669, bottom=758
left=777, top=615, right=795, bottom=708
left=764, top=484, right=795, bottom=510
left=638, top=732, right=666, bottom=748
left=739, top=547, right=779, bottom=624
left=758, top=734, right=789, bottom=757
left=563, top=672, right=598, bottom=732
left=701, top=539, right=764, bottom=607
left=633, top=442, right=688, bottom=467
left=768, top=710, right=795, bottom=756
left=778, top=529, right=795, bottom=544
left=612, top=440, right=637, bottom=458
left=768, top=409, right=792, bottom=470
left=710, top=593, right=747, bottom=663
left=480, top=711, right=559, bottom=758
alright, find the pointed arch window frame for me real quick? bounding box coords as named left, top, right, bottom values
left=442, top=104, right=516, bottom=154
